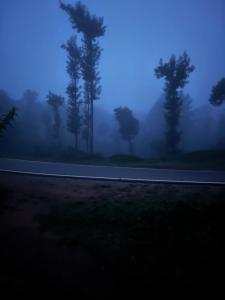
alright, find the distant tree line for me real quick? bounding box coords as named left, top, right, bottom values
left=46, top=2, right=225, bottom=158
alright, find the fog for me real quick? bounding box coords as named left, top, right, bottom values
left=0, top=0, right=225, bottom=159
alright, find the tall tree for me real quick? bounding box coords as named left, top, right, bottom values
left=0, top=107, right=17, bottom=137
left=209, top=78, right=225, bottom=106
left=81, top=107, right=89, bottom=152
left=46, top=91, right=64, bottom=141
left=22, top=90, right=38, bottom=106
left=114, top=107, right=139, bottom=155
left=179, top=94, right=195, bottom=151
left=60, top=1, right=106, bottom=153
left=209, top=78, right=225, bottom=147
left=19, top=90, right=43, bottom=145
left=0, top=90, right=14, bottom=112
left=62, top=36, right=82, bottom=150
left=154, top=52, right=195, bottom=156
left=0, top=91, right=17, bottom=136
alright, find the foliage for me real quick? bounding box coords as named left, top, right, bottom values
left=62, top=36, right=82, bottom=149
left=0, top=90, right=14, bottom=112
left=209, top=78, right=225, bottom=106
left=155, top=52, right=195, bottom=156
left=60, top=1, right=105, bottom=38
left=0, top=107, right=17, bottom=137
left=22, top=90, right=38, bottom=105
left=60, top=1, right=106, bottom=153
left=46, top=91, right=64, bottom=140
left=114, top=107, right=139, bottom=154
left=110, top=154, right=143, bottom=162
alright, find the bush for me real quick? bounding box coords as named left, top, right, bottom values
left=110, top=154, right=144, bottom=163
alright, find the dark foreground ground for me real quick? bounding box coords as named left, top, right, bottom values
left=0, top=173, right=225, bottom=298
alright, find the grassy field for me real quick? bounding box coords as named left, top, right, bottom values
left=1, top=173, right=225, bottom=298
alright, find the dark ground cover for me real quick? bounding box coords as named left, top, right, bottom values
left=0, top=173, right=225, bottom=298
left=2, top=149, right=225, bottom=170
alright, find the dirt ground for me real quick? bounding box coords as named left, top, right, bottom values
left=0, top=173, right=225, bottom=298
left=0, top=174, right=123, bottom=298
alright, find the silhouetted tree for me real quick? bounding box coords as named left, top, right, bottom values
left=19, top=90, right=44, bottom=146
left=60, top=1, right=106, bottom=154
left=62, top=36, right=82, bottom=150
left=81, top=107, right=89, bottom=152
left=216, top=111, right=225, bottom=148
left=0, top=91, right=16, bottom=137
left=46, top=91, right=64, bottom=141
left=180, top=94, right=195, bottom=151
left=155, top=52, right=195, bottom=156
left=0, top=90, right=14, bottom=112
left=22, top=90, right=38, bottom=106
left=209, top=78, right=225, bottom=106
left=209, top=78, right=225, bottom=147
left=114, top=107, right=139, bottom=154
left=0, top=107, right=17, bottom=137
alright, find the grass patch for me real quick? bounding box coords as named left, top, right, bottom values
left=0, top=184, right=14, bottom=214
left=1, top=174, right=225, bottom=298
left=38, top=184, right=225, bottom=295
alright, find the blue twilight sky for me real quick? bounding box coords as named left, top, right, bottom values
left=0, top=0, right=225, bottom=113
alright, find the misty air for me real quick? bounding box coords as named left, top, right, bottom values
left=0, top=0, right=225, bottom=298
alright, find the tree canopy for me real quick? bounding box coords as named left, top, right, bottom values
left=114, top=106, right=139, bottom=154
left=46, top=91, right=64, bottom=140
left=154, top=52, right=195, bottom=156
left=0, top=107, right=17, bottom=137
left=60, top=1, right=105, bottom=38
left=209, top=78, right=225, bottom=106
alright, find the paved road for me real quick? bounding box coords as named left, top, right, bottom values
left=0, top=158, right=225, bottom=185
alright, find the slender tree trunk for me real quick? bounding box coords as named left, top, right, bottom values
left=75, top=133, right=78, bottom=151
left=165, top=89, right=180, bottom=157
left=53, top=108, right=61, bottom=143
left=86, top=136, right=88, bottom=152
left=128, top=140, right=134, bottom=155
left=89, top=38, right=94, bottom=154
left=74, top=79, right=79, bottom=152
left=87, top=101, right=90, bottom=153
left=90, top=99, right=94, bottom=154
left=83, top=37, right=98, bottom=154
left=89, top=43, right=93, bottom=154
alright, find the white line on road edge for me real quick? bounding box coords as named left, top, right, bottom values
left=0, top=169, right=225, bottom=186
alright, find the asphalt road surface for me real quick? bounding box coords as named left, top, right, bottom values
left=0, top=158, right=225, bottom=185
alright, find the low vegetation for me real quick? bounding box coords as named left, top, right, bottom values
left=2, top=149, right=225, bottom=170
left=1, top=173, right=225, bottom=297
